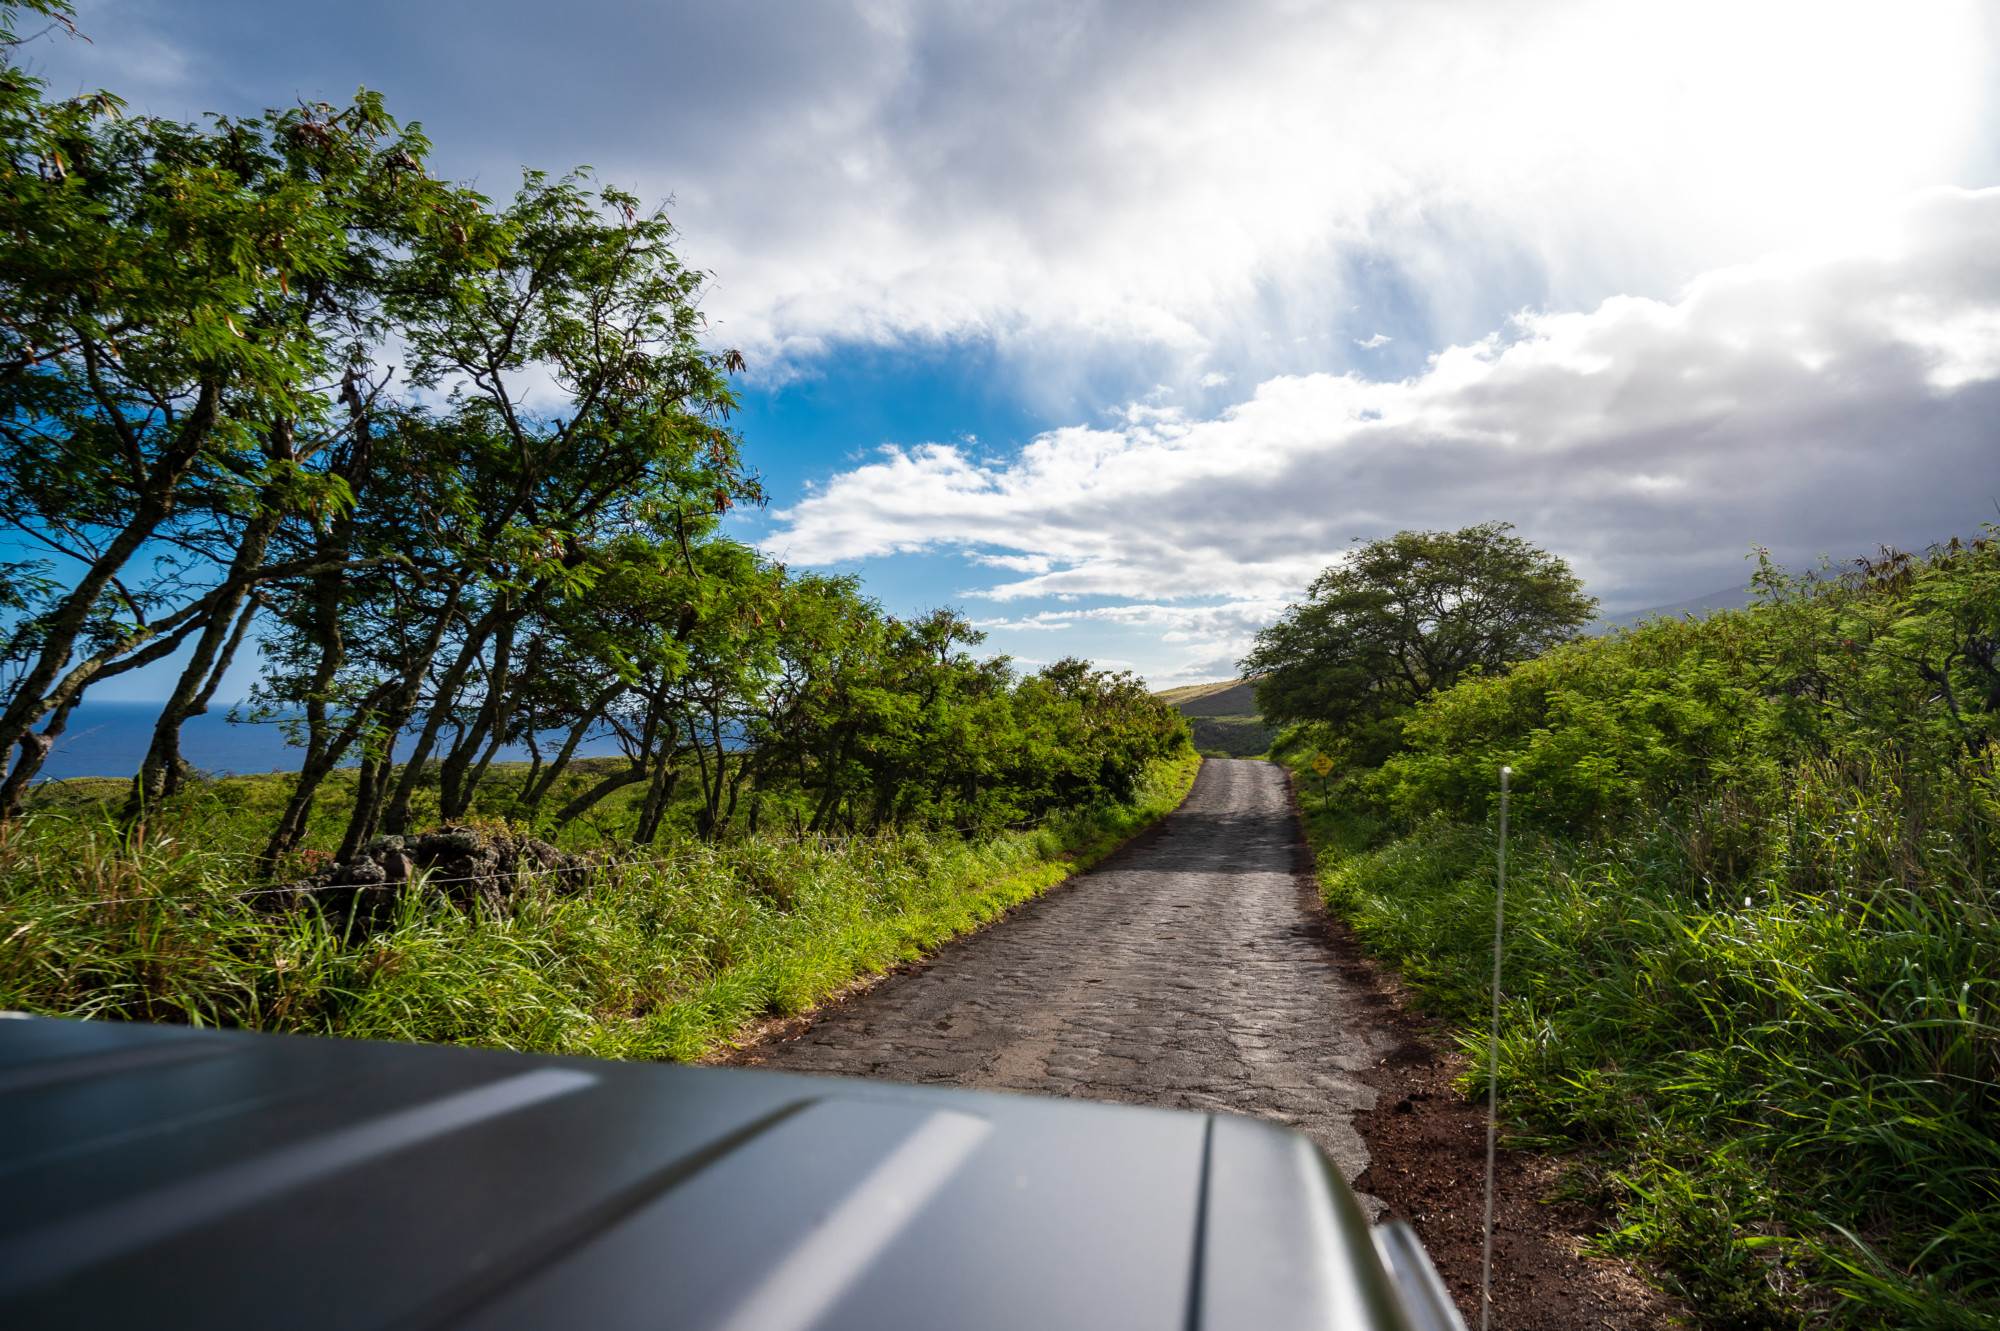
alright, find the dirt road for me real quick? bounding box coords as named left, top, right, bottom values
left=731, top=758, right=1397, bottom=1200
left=727, top=757, right=1683, bottom=1329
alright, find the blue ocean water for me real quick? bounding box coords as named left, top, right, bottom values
left=26, top=700, right=624, bottom=782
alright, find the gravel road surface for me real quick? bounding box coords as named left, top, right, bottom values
left=734, top=758, right=1397, bottom=1197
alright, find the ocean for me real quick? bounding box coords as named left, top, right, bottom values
left=22, top=700, right=625, bottom=782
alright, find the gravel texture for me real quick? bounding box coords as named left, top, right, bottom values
left=726, top=758, right=1397, bottom=1205
left=722, top=756, right=1686, bottom=1328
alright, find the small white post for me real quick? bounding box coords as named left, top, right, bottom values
left=1480, top=766, right=1509, bottom=1331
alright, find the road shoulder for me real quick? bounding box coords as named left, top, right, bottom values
left=1284, top=775, right=1687, bottom=1330
left=702, top=758, right=1201, bottom=1066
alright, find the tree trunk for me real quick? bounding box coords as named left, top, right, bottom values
left=629, top=709, right=681, bottom=846
left=515, top=680, right=626, bottom=818
left=165, top=592, right=261, bottom=798
left=724, top=753, right=749, bottom=829
left=255, top=379, right=380, bottom=868
left=447, top=727, right=512, bottom=823
left=0, top=609, right=213, bottom=819
left=550, top=762, right=652, bottom=828
left=807, top=733, right=852, bottom=834
left=551, top=695, right=666, bottom=831
left=338, top=741, right=396, bottom=862
left=0, top=383, right=219, bottom=781
left=438, top=621, right=515, bottom=820
left=382, top=600, right=506, bottom=835
left=632, top=760, right=680, bottom=847
left=688, top=713, right=720, bottom=840
left=336, top=580, right=466, bottom=853
left=0, top=691, right=84, bottom=814
left=128, top=504, right=281, bottom=820
left=260, top=699, right=384, bottom=870
left=256, top=593, right=354, bottom=868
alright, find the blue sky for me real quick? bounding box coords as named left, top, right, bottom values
left=32, top=0, right=2000, bottom=695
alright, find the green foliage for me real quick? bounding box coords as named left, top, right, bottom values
left=1381, top=609, right=1784, bottom=832
left=0, top=752, right=1202, bottom=1060
left=233, top=160, right=760, bottom=855
left=0, top=38, right=482, bottom=796
left=0, top=26, right=1188, bottom=859
left=1380, top=538, right=2000, bottom=838
left=1241, top=522, right=1595, bottom=766
left=1315, top=785, right=2000, bottom=1328
left=1296, top=539, right=2000, bottom=1327
left=0, top=4, right=1202, bottom=1137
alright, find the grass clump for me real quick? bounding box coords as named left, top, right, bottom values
left=1280, top=541, right=2000, bottom=1329
left=0, top=751, right=1200, bottom=1062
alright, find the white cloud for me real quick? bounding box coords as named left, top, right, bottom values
left=969, top=600, right=1293, bottom=684
left=36, top=1, right=1991, bottom=399
left=674, top=0, right=1988, bottom=395
left=32, top=0, right=2000, bottom=687
left=969, top=552, right=1054, bottom=574
left=974, top=601, right=1289, bottom=637
left=769, top=189, right=2000, bottom=619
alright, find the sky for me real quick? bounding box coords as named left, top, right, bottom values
left=30, top=0, right=2000, bottom=692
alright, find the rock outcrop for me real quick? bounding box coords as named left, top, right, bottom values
left=274, top=823, right=592, bottom=930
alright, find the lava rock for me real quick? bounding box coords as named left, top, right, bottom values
left=272, top=823, right=593, bottom=932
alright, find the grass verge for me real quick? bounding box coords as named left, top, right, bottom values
left=0, top=751, right=1201, bottom=1063
left=1277, top=748, right=1999, bottom=1331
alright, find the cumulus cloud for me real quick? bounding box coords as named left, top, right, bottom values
left=33, top=0, right=1991, bottom=398
left=769, top=189, right=2000, bottom=618
left=974, top=601, right=1291, bottom=638
left=669, top=0, right=1987, bottom=386
left=34, top=0, right=2000, bottom=685
left=967, top=601, right=1293, bottom=685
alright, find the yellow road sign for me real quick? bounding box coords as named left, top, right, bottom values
left=1312, top=753, right=1333, bottom=776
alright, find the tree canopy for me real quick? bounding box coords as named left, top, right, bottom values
left=0, top=1, right=1192, bottom=856
left=1241, top=522, right=1596, bottom=762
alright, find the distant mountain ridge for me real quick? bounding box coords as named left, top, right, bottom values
left=1154, top=678, right=1259, bottom=715
left=1591, top=583, right=1756, bottom=635
left=1154, top=678, right=1275, bottom=757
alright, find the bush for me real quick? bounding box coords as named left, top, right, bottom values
left=1303, top=539, right=2000, bottom=1327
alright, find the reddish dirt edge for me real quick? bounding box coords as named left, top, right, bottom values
left=1308, top=891, right=1685, bottom=1329
left=713, top=774, right=1689, bottom=1329
left=1285, top=789, right=1686, bottom=1329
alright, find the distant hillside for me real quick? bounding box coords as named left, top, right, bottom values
left=1156, top=678, right=1275, bottom=757
left=1591, top=584, right=1755, bottom=635
left=1155, top=678, right=1260, bottom=716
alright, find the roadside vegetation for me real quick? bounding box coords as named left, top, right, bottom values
left=1, top=750, right=1198, bottom=1059
left=1267, top=531, right=1999, bottom=1328
left=0, top=0, right=1198, bottom=1055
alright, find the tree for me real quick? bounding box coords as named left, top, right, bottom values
left=1014, top=657, right=1191, bottom=811
left=1241, top=522, right=1596, bottom=763
left=241, top=169, right=757, bottom=861
left=0, top=26, right=475, bottom=813
left=0, top=3, right=1188, bottom=853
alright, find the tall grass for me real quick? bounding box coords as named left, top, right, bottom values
left=0, top=751, right=1201, bottom=1062
left=1297, top=750, right=1999, bottom=1329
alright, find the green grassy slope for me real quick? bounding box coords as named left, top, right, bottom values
left=1267, top=579, right=2000, bottom=1328
left=1154, top=678, right=1275, bottom=757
